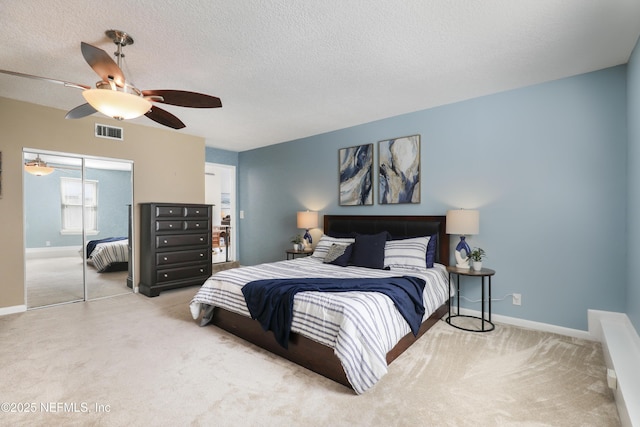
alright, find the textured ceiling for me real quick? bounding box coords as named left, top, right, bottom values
left=1, top=0, right=639, bottom=152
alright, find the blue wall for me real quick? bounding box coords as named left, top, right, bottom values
left=238, top=66, right=629, bottom=332
left=206, top=146, right=239, bottom=167
left=627, top=39, right=640, bottom=332
left=25, top=167, right=131, bottom=248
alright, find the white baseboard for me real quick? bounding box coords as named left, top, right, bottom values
left=0, top=305, right=27, bottom=316
left=25, top=246, right=82, bottom=259
left=456, top=307, right=592, bottom=340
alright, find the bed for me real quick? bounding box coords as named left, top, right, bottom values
left=189, top=215, right=450, bottom=393
left=86, top=237, right=129, bottom=272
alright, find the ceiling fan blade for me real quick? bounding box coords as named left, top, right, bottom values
left=142, top=89, right=222, bottom=108
left=80, top=42, right=125, bottom=87
left=145, top=105, right=186, bottom=129
left=65, top=103, right=97, bottom=119
left=0, top=69, right=90, bottom=90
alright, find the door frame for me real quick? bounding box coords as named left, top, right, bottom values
left=205, top=162, right=237, bottom=262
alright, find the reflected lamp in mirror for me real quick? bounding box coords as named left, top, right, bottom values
left=297, top=211, right=318, bottom=249
left=24, top=155, right=54, bottom=176
left=446, top=209, right=479, bottom=269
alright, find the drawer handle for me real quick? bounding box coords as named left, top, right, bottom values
left=200, top=253, right=204, bottom=257
left=195, top=223, right=200, bottom=227
left=169, top=224, right=173, bottom=228
left=196, top=210, right=200, bottom=214
left=200, top=269, right=204, bottom=273
left=169, top=210, right=173, bottom=213
left=164, top=274, right=168, bottom=278
left=200, top=237, right=204, bottom=241
left=163, top=257, right=168, bottom=261
left=164, top=240, right=168, bottom=244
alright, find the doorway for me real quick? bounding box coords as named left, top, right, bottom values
left=23, top=150, right=133, bottom=308
left=205, top=162, right=236, bottom=263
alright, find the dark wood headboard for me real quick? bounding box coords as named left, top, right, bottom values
left=323, top=215, right=449, bottom=266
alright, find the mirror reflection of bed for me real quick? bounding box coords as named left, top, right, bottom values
left=24, top=151, right=133, bottom=308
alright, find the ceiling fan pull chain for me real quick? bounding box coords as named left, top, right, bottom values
left=106, top=29, right=133, bottom=70
left=114, top=41, right=124, bottom=69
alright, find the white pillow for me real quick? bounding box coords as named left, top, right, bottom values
left=311, top=234, right=355, bottom=258
left=384, top=236, right=430, bottom=271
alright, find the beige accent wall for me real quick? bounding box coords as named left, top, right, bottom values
left=0, top=97, right=206, bottom=310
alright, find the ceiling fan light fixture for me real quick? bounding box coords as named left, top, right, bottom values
left=25, top=155, right=55, bottom=176
left=82, top=88, right=151, bottom=120
left=1, top=29, right=221, bottom=129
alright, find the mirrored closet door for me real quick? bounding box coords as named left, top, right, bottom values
left=23, top=150, right=133, bottom=308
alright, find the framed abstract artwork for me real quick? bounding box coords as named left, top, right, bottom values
left=338, top=144, right=373, bottom=206
left=378, top=134, right=420, bottom=204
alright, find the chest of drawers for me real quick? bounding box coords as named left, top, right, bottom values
left=139, top=203, right=212, bottom=297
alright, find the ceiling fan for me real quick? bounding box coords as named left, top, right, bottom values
left=0, top=30, right=222, bottom=129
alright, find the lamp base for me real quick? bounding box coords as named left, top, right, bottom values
left=303, top=229, right=312, bottom=244
left=453, top=236, right=472, bottom=268
left=455, top=250, right=471, bottom=269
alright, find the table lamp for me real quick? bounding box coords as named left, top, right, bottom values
left=446, top=209, right=479, bottom=268
left=297, top=211, right=318, bottom=250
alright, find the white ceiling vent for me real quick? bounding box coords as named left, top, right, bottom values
left=95, top=123, right=123, bottom=141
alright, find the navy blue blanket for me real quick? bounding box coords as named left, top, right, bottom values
left=241, top=276, right=426, bottom=349
left=86, top=237, right=126, bottom=258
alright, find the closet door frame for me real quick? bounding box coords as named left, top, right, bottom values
left=23, top=148, right=134, bottom=308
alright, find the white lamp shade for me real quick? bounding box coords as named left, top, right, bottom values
left=24, top=156, right=54, bottom=176
left=446, top=209, right=479, bottom=235
left=24, top=164, right=54, bottom=176
left=82, top=89, right=151, bottom=120
left=297, top=211, right=318, bottom=229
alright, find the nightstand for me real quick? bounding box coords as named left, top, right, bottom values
left=446, top=265, right=496, bottom=332
left=286, top=249, right=312, bottom=260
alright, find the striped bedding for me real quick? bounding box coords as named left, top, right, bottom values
left=189, top=257, right=449, bottom=394
left=88, top=239, right=129, bottom=272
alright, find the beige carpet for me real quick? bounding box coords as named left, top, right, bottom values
left=25, top=256, right=130, bottom=308
left=0, top=287, right=620, bottom=426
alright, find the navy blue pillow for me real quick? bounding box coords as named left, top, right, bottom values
left=323, top=243, right=353, bottom=267
left=426, top=234, right=437, bottom=268
left=350, top=232, right=391, bottom=269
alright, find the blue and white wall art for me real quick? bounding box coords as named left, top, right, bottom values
left=379, top=134, right=420, bottom=204
left=339, top=144, right=373, bottom=205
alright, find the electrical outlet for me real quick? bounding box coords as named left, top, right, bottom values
left=512, top=293, right=522, bottom=306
